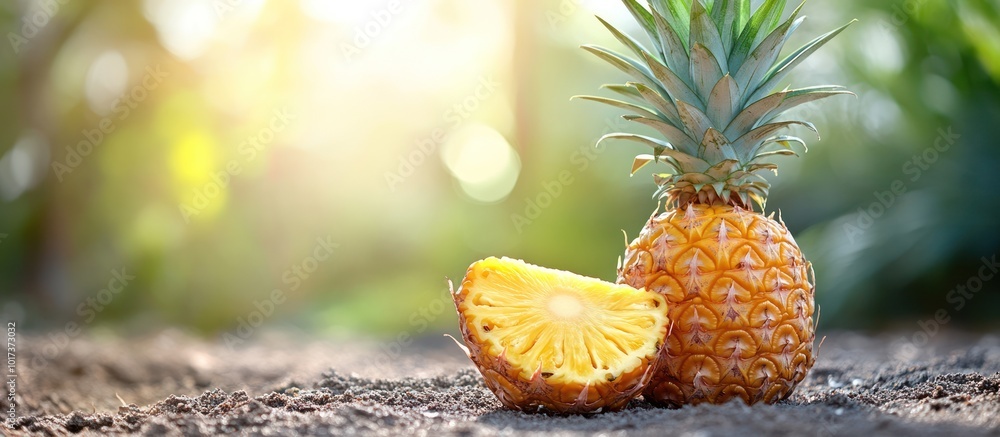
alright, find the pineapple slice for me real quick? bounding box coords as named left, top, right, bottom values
left=451, top=257, right=669, bottom=413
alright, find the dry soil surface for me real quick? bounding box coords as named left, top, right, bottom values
left=3, top=329, right=1000, bottom=436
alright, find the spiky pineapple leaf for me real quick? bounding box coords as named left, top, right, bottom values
left=582, top=46, right=678, bottom=109
left=747, top=162, right=778, bottom=176
left=601, top=84, right=644, bottom=99
left=723, top=91, right=786, bottom=139
left=622, top=115, right=699, bottom=154
left=759, top=0, right=789, bottom=38
left=629, top=82, right=683, bottom=127
left=710, top=0, right=743, bottom=55
left=675, top=100, right=714, bottom=143
left=652, top=173, right=685, bottom=198
left=747, top=162, right=779, bottom=175
left=762, top=86, right=856, bottom=123
left=599, top=133, right=712, bottom=172
left=690, top=1, right=729, bottom=72
left=735, top=0, right=751, bottom=45
left=596, top=16, right=656, bottom=67
left=650, top=7, right=691, bottom=84
left=706, top=74, right=740, bottom=128
left=710, top=180, right=727, bottom=197
left=582, top=45, right=659, bottom=90
left=752, top=149, right=800, bottom=160
left=725, top=86, right=851, bottom=138
left=700, top=128, right=738, bottom=163
left=729, top=0, right=787, bottom=73
left=632, top=153, right=699, bottom=175
left=762, top=135, right=809, bottom=153
left=690, top=43, right=724, bottom=100
left=572, top=95, right=665, bottom=121
left=733, top=3, right=805, bottom=101
left=620, top=0, right=663, bottom=58
left=705, top=159, right=742, bottom=179
left=682, top=173, right=717, bottom=185
left=734, top=120, right=818, bottom=159
left=650, top=0, right=691, bottom=49
left=641, top=51, right=704, bottom=109
left=749, top=19, right=858, bottom=102
left=632, top=154, right=659, bottom=175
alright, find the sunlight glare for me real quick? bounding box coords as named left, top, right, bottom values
left=299, top=0, right=381, bottom=27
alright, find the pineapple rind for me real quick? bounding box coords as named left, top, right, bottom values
left=619, top=204, right=815, bottom=405
left=452, top=257, right=669, bottom=413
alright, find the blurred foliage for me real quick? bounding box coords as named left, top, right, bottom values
left=791, top=0, right=1000, bottom=327
left=0, top=0, right=997, bottom=338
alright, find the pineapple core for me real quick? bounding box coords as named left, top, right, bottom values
left=548, top=292, right=584, bottom=319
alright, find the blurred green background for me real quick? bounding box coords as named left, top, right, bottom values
left=0, top=0, right=998, bottom=338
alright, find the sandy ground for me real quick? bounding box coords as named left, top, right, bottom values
left=3, top=329, right=999, bottom=436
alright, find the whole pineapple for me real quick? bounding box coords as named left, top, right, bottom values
left=577, top=0, right=854, bottom=406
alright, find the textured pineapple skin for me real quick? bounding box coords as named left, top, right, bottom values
left=451, top=261, right=658, bottom=414
left=619, top=204, right=816, bottom=406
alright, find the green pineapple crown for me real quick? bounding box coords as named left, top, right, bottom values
left=575, top=0, right=855, bottom=209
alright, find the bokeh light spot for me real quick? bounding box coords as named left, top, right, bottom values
left=0, top=132, right=49, bottom=201
left=170, top=132, right=217, bottom=188
left=143, top=0, right=217, bottom=60
left=441, top=123, right=520, bottom=203
left=85, top=50, right=129, bottom=116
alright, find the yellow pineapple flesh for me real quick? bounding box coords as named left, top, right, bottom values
left=618, top=204, right=815, bottom=406
left=451, top=257, right=670, bottom=413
